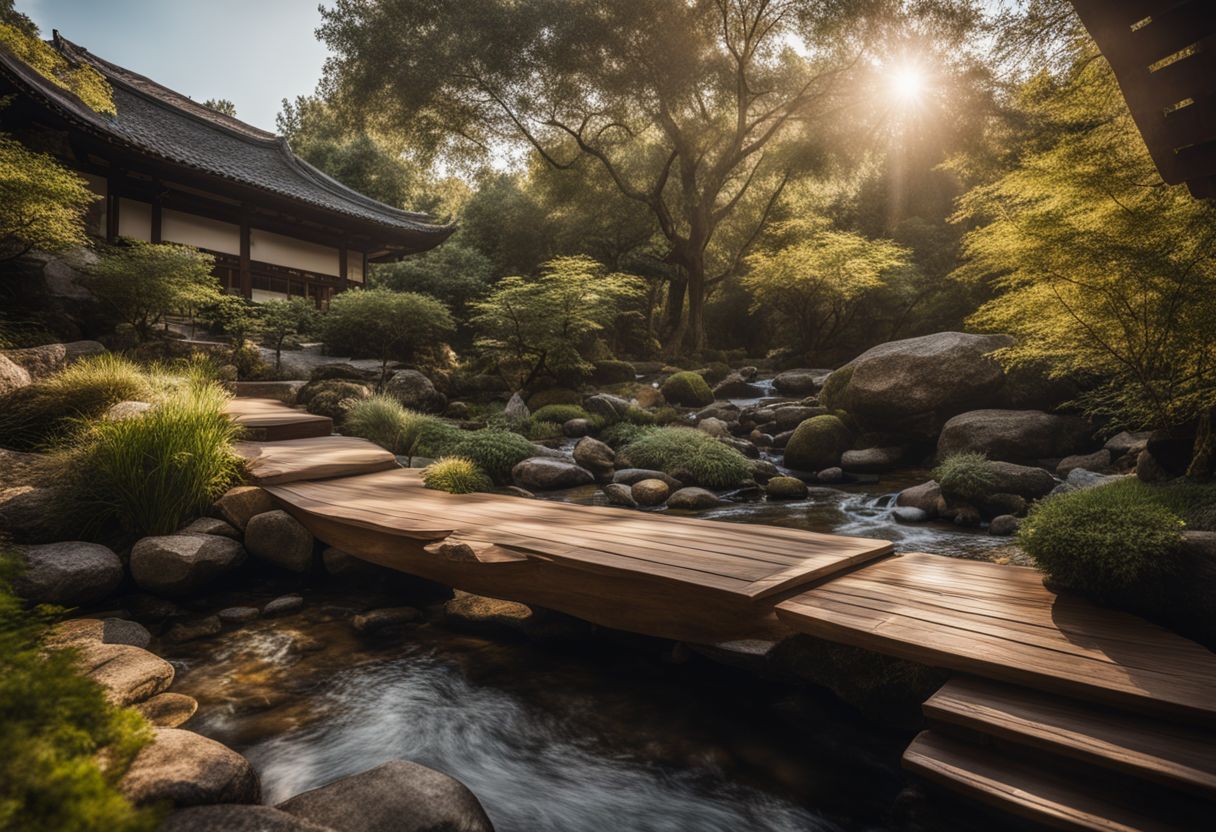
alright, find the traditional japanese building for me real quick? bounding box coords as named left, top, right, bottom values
left=0, top=32, right=453, bottom=307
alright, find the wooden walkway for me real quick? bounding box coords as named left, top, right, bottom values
left=230, top=396, right=1216, bottom=830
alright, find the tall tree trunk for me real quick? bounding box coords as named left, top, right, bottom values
left=1186, top=408, right=1214, bottom=482
left=660, top=278, right=687, bottom=359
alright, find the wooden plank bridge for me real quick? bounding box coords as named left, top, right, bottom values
left=227, top=398, right=1216, bottom=831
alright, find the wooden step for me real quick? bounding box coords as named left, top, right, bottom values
left=225, top=397, right=332, bottom=441
left=234, top=436, right=400, bottom=485
left=775, top=552, right=1216, bottom=725
left=903, top=730, right=1210, bottom=832
left=924, top=677, right=1216, bottom=800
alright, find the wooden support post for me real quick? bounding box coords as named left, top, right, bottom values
left=150, top=197, right=162, bottom=244
left=339, top=247, right=349, bottom=295
left=105, top=175, right=120, bottom=243
left=239, top=217, right=252, bottom=300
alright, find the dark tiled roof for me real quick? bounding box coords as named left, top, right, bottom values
left=0, top=33, right=453, bottom=243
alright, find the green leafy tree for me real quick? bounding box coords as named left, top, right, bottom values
left=323, top=287, right=455, bottom=382
left=201, top=98, right=237, bottom=117
left=201, top=293, right=262, bottom=344
left=470, top=256, right=645, bottom=388
left=743, top=218, right=913, bottom=360
left=369, top=241, right=492, bottom=321
left=89, top=243, right=222, bottom=341
left=258, top=297, right=319, bottom=373
left=0, top=136, right=96, bottom=261
left=953, top=45, right=1216, bottom=479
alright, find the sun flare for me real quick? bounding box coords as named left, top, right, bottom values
left=889, top=65, right=926, bottom=104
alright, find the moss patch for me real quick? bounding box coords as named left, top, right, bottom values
left=659, top=371, right=714, bottom=407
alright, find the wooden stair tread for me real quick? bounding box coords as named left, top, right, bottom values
left=265, top=468, right=892, bottom=601
left=925, top=676, right=1216, bottom=799
left=234, top=436, right=400, bottom=485
left=776, top=553, right=1216, bottom=725
left=225, top=398, right=332, bottom=441
left=903, top=730, right=1208, bottom=832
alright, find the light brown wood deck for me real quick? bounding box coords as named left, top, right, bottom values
left=225, top=397, right=332, bottom=441
left=776, top=552, right=1216, bottom=725
left=235, top=436, right=400, bottom=485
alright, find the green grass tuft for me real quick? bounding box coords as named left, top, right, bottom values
left=530, top=403, right=588, bottom=424
left=933, top=452, right=997, bottom=502
left=342, top=395, right=445, bottom=456
left=450, top=429, right=537, bottom=484
left=619, top=426, right=751, bottom=488
left=421, top=457, right=493, bottom=494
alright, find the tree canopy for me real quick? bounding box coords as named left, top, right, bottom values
left=88, top=243, right=221, bottom=341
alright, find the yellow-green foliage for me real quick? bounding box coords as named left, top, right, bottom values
left=1020, top=480, right=1186, bottom=596
left=620, top=426, right=750, bottom=488
left=343, top=394, right=443, bottom=455
left=530, top=403, right=587, bottom=424
left=450, top=429, right=536, bottom=484
left=421, top=456, right=492, bottom=494
left=0, top=22, right=115, bottom=114
left=0, top=136, right=97, bottom=258
left=0, top=354, right=152, bottom=450
left=89, top=243, right=222, bottom=342
left=783, top=415, right=850, bottom=471
left=0, top=549, right=157, bottom=832
left=953, top=46, right=1216, bottom=445
left=660, top=371, right=714, bottom=407
left=63, top=381, right=241, bottom=539
left=600, top=421, right=653, bottom=450
left=933, top=452, right=996, bottom=502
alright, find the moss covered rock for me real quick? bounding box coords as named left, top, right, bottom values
left=660, top=371, right=714, bottom=407
left=302, top=379, right=371, bottom=421
left=783, top=415, right=851, bottom=471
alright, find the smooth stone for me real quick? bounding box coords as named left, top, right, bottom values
left=276, top=759, right=492, bottom=832
left=511, top=457, right=595, bottom=490
left=817, top=467, right=844, bottom=483
left=772, top=405, right=828, bottom=431
left=602, top=482, right=637, bottom=508
left=573, top=436, right=615, bottom=478
left=765, top=476, right=808, bottom=500
left=989, top=515, right=1021, bottom=536
left=103, top=617, right=152, bottom=649
left=631, top=478, right=670, bottom=506
left=0, top=351, right=31, bottom=396
left=244, top=510, right=315, bottom=573
left=353, top=606, right=422, bottom=634
left=772, top=368, right=830, bottom=395
left=1104, top=430, right=1153, bottom=458
left=178, top=516, right=241, bottom=540
left=937, top=409, right=1093, bottom=463
left=211, top=486, right=274, bottom=531
left=718, top=436, right=759, bottom=458
left=75, top=641, right=174, bottom=705
left=713, top=372, right=763, bottom=398
left=562, top=417, right=591, bottom=437
left=3, top=339, right=105, bottom=379
left=165, top=616, right=223, bottom=643
left=383, top=369, right=446, bottom=413
left=1056, top=448, right=1112, bottom=477
left=750, top=458, right=781, bottom=482
left=1067, top=468, right=1124, bottom=490
left=263, top=594, right=304, bottom=617
left=666, top=487, right=721, bottom=510
left=120, top=727, right=260, bottom=808
left=841, top=447, right=904, bottom=473
left=612, top=468, right=682, bottom=489
left=136, top=692, right=199, bottom=728
left=697, top=417, right=730, bottom=438
left=161, top=805, right=330, bottom=832
left=444, top=590, right=533, bottom=631
left=896, top=481, right=941, bottom=516
left=130, top=534, right=246, bottom=597
left=583, top=393, right=632, bottom=421
left=218, top=606, right=260, bottom=625
left=986, top=461, right=1058, bottom=500
left=983, top=492, right=1027, bottom=518
left=14, top=541, right=123, bottom=606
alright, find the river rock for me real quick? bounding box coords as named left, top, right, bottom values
left=262, top=594, right=304, bottom=617
left=718, top=436, right=759, bottom=458
left=14, top=541, right=122, bottom=605
left=824, top=332, right=1014, bottom=439
left=0, top=352, right=31, bottom=396
left=773, top=405, right=828, bottom=431
left=697, top=416, right=731, bottom=438
left=162, top=805, right=331, bottom=832
left=750, top=459, right=781, bottom=483
left=137, top=692, right=199, bottom=728
left=120, top=728, right=260, bottom=808
left=766, top=476, right=808, bottom=500
left=444, top=590, right=534, bottom=631
left=0, top=483, right=60, bottom=542
left=584, top=392, right=632, bottom=421
left=384, top=369, right=446, bottom=413
left=1105, top=431, right=1153, bottom=459
left=562, top=417, right=591, bottom=437
left=713, top=372, right=764, bottom=398
left=3, top=339, right=106, bottom=379
left=130, top=534, right=246, bottom=596
left=986, top=461, right=1058, bottom=500
left=102, top=618, right=152, bottom=649
left=772, top=368, right=829, bottom=395
left=1067, top=468, right=1124, bottom=490
left=218, top=606, right=260, bottom=625
left=353, top=607, right=422, bottom=634
left=896, top=481, right=941, bottom=516
left=612, top=468, right=682, bottom=489
left=178, top=516, right=241, bottom=539
left=245, top=510, right=315, bottom=573
left=631, top=478, right=670, bottom=506
left=74, top=641, right=174, bottom=705
left=103, top=400, right=152, bottom=421
left=989, top=515, right=1020, bottom=536
left=817, top=467, right=844, bottom=483
left=983, top=492, right=1027, bottom=518
left=603, top=483, right=638, bottom=507
left=211, top=486, right=274, bottom=531
left=937, top=409, right=1093, bottom=463
left=784, top=415, right=851, bottom=472
left=277, top=759, right=493, bottom=832
left=667, top=487, right=721, bottom=510
left=893, top=507, right=929, bottom=522
left=573, top=436, right=615, bottom=479
left=1056, top=449, right=1112, bottom=477
left=165, top=616, right=222, bottom=643
left=841, top=447, right=903, bottom=473
left=512, top=457, right=594, bottom=490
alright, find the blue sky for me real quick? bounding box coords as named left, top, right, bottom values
left=17, top=0, right=329, bottom=132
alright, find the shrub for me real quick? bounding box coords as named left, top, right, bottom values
left=530, top=403, right=587, bottom=424
left=1019, top=482, right=1185, bottom=596
left=343, top=395, right=441, bottom=455
left=590, top=360, right=636, bottom=385
left=304, top=380, right=371, bottom=422
left=527, top=387, right=582, bottom=409
left=698, top=362, right=731, bottom=384
left=623, top=405, right=657, bottom=425
left=660, top=371, right=714, bottom=407
left=450, top=429, right=536, bottom=484
left=323, top=288, right=455, bottom=380
left=933, top=452, right=996, bottom=502
left=783, top=415, right=851, bottom=471
left=411, top=420, right=465, bottom=458
left=0, top=549, right=158, bottom=832
left=620, top=426, right=751, bottom=488
left=422, top=457, right=492, bottom=494
left=62, top=381, right=241, bottom=540
left=0, top=354, right=151, bottom=450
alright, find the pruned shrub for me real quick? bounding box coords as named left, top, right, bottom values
left=933, top=452, right=996, bottom=502
left=0, top=547, right=158, bottom=832
left=1019, top=482, right=1185, bottom=596
left=422, top=457, right=492, bottom=494
left=61, top=381, right=241, bottom=540
left=0, top=354, right=151, bottom=450
left=619, top=426, right=751, bottom=488
left=343, top=395, right=440, bottom=456
left=530, top=403, right=587, bottom=424
left=660, top=371, right=714, bottom=407
left=450, top=429, right=536, bottom=484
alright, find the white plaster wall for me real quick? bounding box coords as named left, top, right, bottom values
left=117, top=198, right=152, bottom=242
left=162, top=209, right=241, bottom=255
left=348, top=253, right=364, bottom=283
left=250, top=228, right=340, bottom=277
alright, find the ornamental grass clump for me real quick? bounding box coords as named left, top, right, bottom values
left=421, top=457, right=492, bottom=494
left=619, top=426, right=750, bottom=488
left=1019, top=480, right=1186, bottom=597
left=933, top=452, right=997, bottom=502
left=450, top=429, right=536, bottom=484
left=63, top=380, right=241, bottom=540
left=0, top=353, right=151, bottom=450
left=343, top=395, right=444, bottom=455
left=0, top=548, right=158, bottom=832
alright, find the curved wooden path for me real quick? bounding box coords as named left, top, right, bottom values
left=231, top=397, right=1216, bottom=830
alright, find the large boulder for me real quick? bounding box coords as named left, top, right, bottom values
left=211, top=486, right=274, bottom=531
left=130, top=534, right=246, bottom=597
left=244, top=510, right=315, bottom=573
left=71, top=640, right=174, bottom=705
left=772, top=368, right=830, bottom=396
left=784, top=415, right=851, bottom=472
left=823, top=332, right=1014, bottom=439
left=3, top=340, right=106, bottom=379
left=573, top=436, right=615, bottom=479
left=0, top=352, right=31, bottom=397
left=384, top=370, right=446, bottom=413
left=511, top=457, right=594, bottom=490
left=162, top=805, right=331, bottom=832
left=584, top=393, right=632, bottom=421
left=120, top=728, right=260, bottom=808
left=14, top=541, right=122, bottom=606
left=937, top=409, right=1094, bottom=463
left=986, top=461, right=1058, bottom=500
left=276, top=760, right=493, bottom=832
